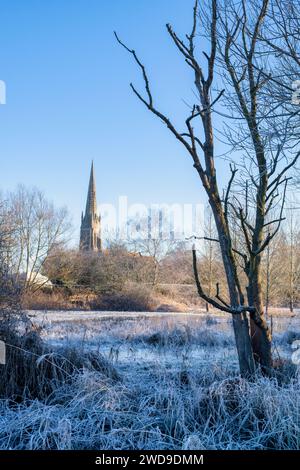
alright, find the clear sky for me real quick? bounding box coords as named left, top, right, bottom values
left=0, top=0, right=228, bottom=244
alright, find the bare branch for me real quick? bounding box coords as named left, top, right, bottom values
left=192, top=244, right=254, bottom=315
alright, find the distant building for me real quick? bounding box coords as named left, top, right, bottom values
left=79, top=162, right=102, bottom=252
left=26, top=272, right=53, bottom=290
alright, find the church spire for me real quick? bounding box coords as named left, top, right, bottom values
left=79, top=161, right=102, bottom=252
left=85, top=161, right=97, bottom=217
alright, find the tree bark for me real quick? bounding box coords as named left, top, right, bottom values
left=210, top=198, right=255, bottom=377
left=247, top=256, right=272, bottom=373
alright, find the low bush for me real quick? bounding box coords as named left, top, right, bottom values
left=93, top=284, right=156, bottom=312
left=279, top=329, right=300, bottom=346
left=22, top=289, right=76, bottom=310
left=0, top=315, right=120, bottom=400
left=138, top=326, right=233, bottom=348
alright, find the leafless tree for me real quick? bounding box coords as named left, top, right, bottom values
left=259, top=0, right=300, bottom=165
left=0, top=199, right=23, bottom=337
left=128, top=213, right=178, bottom=286
left=116, top=0, right=300, bottom=376
left=216, top=0, right=300, bottom=369
left=0, top=201, right=19, bottom=307
left=200, top=206, right=222, bottom=312
left=5, top=186, right=71, bottom=292
left=284, top=205, right=300, bottom=313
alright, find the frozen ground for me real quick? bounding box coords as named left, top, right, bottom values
left=27, top=309, right=300, bottom=364
left=28, top=310, right=239, bottom=372
left=0, top=310, right=300, bottom=450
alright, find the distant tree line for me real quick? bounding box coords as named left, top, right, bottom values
left=1, top=185, right=299, bottom=312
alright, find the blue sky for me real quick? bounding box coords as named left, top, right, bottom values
left=0, top=0, right=228, bottom=244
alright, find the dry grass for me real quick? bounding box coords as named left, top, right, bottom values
left=0, top=363, right=299, bottom=450
left=0, top=318, right=120, bottom=400
left=93, top=285, right=156, bottom=312
left=23, top=285, right=157, bottom=312
left=0, top=311, right=299, bottom=450
left=22, top=290, right=76, bottom=310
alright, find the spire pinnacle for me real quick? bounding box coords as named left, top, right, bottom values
left=80, top=161, right=102, bottom=252
left=85, top=161, right=97, bottom=216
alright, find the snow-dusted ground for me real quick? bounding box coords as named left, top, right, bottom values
left=26, top=307, right=300, bottom=322
left=1, top=310, right=300, bottom=450
left=25, top=309, right=300, bottom=371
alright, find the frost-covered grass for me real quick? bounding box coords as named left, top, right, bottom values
left=0, top=312, right=300, bottom=450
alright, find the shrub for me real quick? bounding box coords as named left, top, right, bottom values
left=0, top=318, right=120, bottom=400
left=94, top=284, right=155, bottom=312
left=144, top=327, right=191, bottom=347
left=204, top=314, right=219, bottom=326
left=22, top=289, right=74, bottom=310
left=279, top=330, right=300, bottom=346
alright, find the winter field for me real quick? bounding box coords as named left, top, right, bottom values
left=1, top=309, right=300, bottom=450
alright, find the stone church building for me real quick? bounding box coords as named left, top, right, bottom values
left=79, top=162, right=102, bottom=252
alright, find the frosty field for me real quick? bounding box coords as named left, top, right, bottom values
left=1, top=310, right=300, bottom=450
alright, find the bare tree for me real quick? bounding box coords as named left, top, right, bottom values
left=260, top=0, right=300, bottom=161
left=216, top=0, right=300, bottom=369
left=0, top=201, right=20, bottom=308
left=116, top=0, right=256, bottom=376
left=5, top=186, right=71, bottom=292
left=283, top=205, right=300, bottom=313
left=128, top=213, right=178, bottom=286
left=200, top=206, right=221, bottom=312
left=265, top=232, right=271, bottom=318
left=116, top=0, right=300, bottom=375
left=261, top=225, right=300, bottom=310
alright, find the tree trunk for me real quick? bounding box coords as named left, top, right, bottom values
left=211, top=201, right=255, bottom=377
left=232, top=313, right=256, bottom=377
left=247, top=263, right=272, bottom=373
left=249, top=317, right=272, bottom=372
left=152, top=259, right=159, bottom=286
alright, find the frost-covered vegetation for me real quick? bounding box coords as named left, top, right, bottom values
left=0, top=312, right=299, bottom=450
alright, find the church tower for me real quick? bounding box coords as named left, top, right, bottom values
left=80, top=162, right=102, bottom=252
